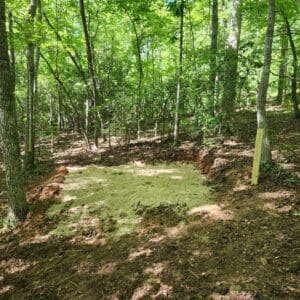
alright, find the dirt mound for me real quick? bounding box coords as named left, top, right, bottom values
left=26, top=166, right=68, bottom=203
left=198, top=147, right=232, bottom=181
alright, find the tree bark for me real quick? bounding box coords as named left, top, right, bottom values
left=0, top=0, right=28, bottom=220
left=25, top=0, right=38, bottom=170
left=8, top=11, right=16, bottom=92
left=174, top=0, right=184, bottom=145
left=256, top=0, right=276, bottom=164
left=79, top=0, right=101, bottom=147
left=284, top=16, right=300, bottom=118
left=221, top=0, right=242, bottom=125
left=209, top=0, right=218, bottom=116
left=275, top=27, right=288, bottom=105
left=131, top=20, right=143, bottom=140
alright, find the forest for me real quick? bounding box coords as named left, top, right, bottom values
left=0, top=0, right=299, bottom=298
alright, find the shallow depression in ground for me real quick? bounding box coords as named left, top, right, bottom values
left=47, top=162, right=213, bottom=238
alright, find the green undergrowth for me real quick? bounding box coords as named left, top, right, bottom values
left=47, top=162, right=212, bottom=238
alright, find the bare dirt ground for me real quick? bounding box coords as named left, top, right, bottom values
left=0, top=110, right=299, bottom=299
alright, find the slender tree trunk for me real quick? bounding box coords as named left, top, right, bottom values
left=54, top=3, right=64, bottom=132
left=8, top=12, right=16, bottom=92
left=0, top=0, right=28, bottom=220
left=256, top=0, right=276, bottom=164
left=209, top=0, right=218, bottom=116
left=174, top=0, right=184, bottom=145
left=129, top=19, right=143, bottom=140
left=221, top=0, right=242, bottom=125
left=25, top=0, right=38, bottom=170
left=284, top=16, right=300, bottom=118
left=276, top=28, right=288, bottom=105
left=79, top=0, right=101, bottom=147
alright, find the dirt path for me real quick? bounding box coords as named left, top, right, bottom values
left=0, top=110, right=299, bottom=299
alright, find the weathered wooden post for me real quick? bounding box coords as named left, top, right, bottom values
left=251, top=128, right=265, bottom=185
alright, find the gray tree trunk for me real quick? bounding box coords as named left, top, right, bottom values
left=275, top=28, right=288, bottom=105
left=79, top=0, right=101, bottom=148
left=221, top=0, right=242, bottom=125
left=130, top=20, right=143, bottom=140
left=256, top=0, right=276, bottom=164
left=25, top=0, right=38, bottom=170
left=284, top=16, right=300, bottom=118
left=0, top=0, right=28, bottom=220
left=174, top=0, right=184, bottom=145
left=209, top=0, right=218, bottom=116
left=8, top=11, right=16, bottom=92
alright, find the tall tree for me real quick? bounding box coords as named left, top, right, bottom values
left=174, top=0, right=184, bottom=145
left=256, top=0, right=276, bottom=164
left=283, top=15, right=300, bottom=118
left=25, top=0, right=39, bottom=170
left=0, top=0, right=28, bottom=220
left=79, top=0, right=101, bottom=147
left=275, top=27, right=288, bottom=105
left=209, top=0, right=218, bottom=116
left=8, top=11, right=16, bottom=93
left=221, top=0, right=242, bottom=126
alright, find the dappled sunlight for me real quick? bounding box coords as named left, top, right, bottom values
left=62, top=194, right=77, bottom=202
left=233, top=182, right=250, bottom=192
left=133, top=160, right=146, bottom=167
left=209, top=291, right=254, bottom=300
left=223, top=139, right=244, bottom=147
left=170, top=175, right=183, bottom=180
left=258, top=190, right=295, bottom=200
left=19, top=234, right=51, bottom=246
left=131, top=279, right=172, bottom=300
left=63, top=177, right=107, bottom=191
left=67, top=165, right=104, bottom=173
left=144, top=262, right=166, bottom=276
left=148, top=233, right=166, bottom=244
left=96, top=262, right=117, bottom=275
left=135, top=168, right=177, bottom=176
left=188, top=204, right=233, bottom=221
left=153, top=282, right=173, bottom=298
left=131, top=282, right=153, bottom=300
left=217, top=148, right=253, bottom=159
left=0, top=285, right=13, bottom=296
left=0, top=258, right=35, bottom=275
left=279, top=163, right=300, bottom=170
left=165, top=224, right=187, bottom=238
left=263, top=202, right=294, bottom=213
left=128, top=247, right=153, bottom=261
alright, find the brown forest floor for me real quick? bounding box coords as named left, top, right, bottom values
left=0, top=109, right=299, bottom=299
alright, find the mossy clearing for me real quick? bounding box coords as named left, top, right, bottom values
left=47, top=162, right=212, bottom=237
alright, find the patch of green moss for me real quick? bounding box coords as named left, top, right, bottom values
left=47, top=162, right=213, bottom=237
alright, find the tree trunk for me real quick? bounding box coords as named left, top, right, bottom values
left=174, top=0, right=184, bottom=145
left=256, top=0, right=276, bottom=164
left=275, top=28, right=288, bottom=105
left=221, top=0, right=242, bottom=125
left=284, top=16, right=300, bottom=118
left=8, top=11, right=16, bottom=92
left=79, top=0, right=101, bottom=147
left=209, top=0, right=218, bottom=116
left=0, top=0, right=28, bottom=220
left=25, top=0, right=38, bottom=170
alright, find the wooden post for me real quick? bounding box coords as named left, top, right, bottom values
left=251, top=128, right=265, bottom=185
